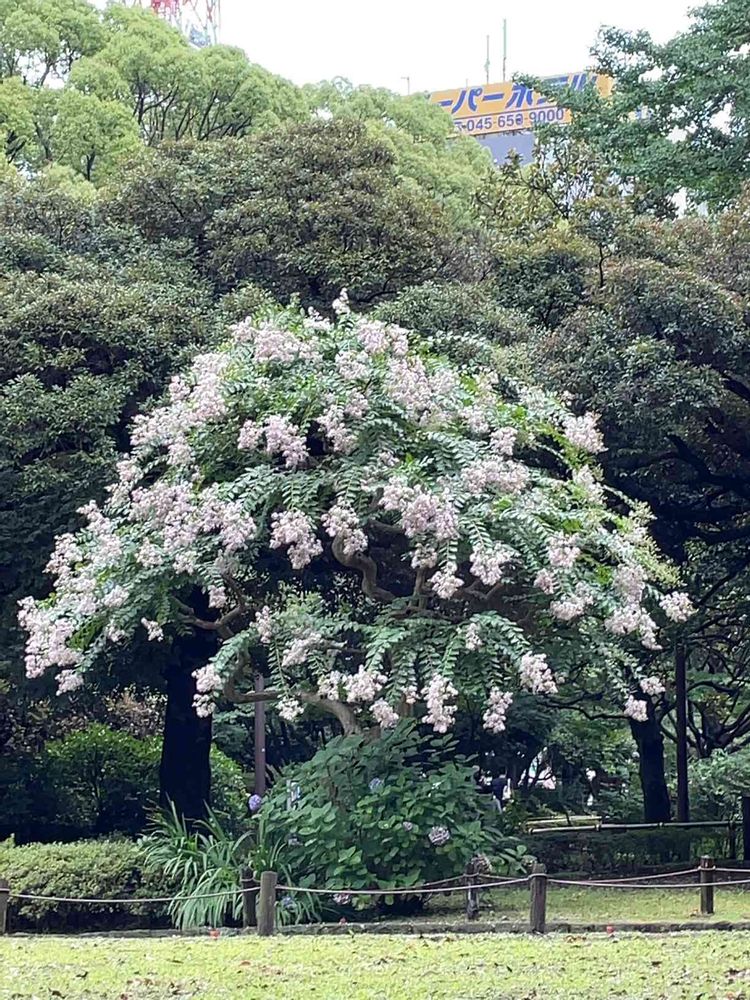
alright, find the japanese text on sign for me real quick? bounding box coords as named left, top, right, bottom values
left=430, top=73, right=613, bottom=136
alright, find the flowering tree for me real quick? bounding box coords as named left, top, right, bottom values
left=20, top=299, right=693, bottom=810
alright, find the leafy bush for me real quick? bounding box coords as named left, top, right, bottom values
left=3, top=724, right=248, bottom=840
left=139, top=805, right=317, bottom=930
left=263, top=723, right=508, bottom=909
left=0, top=837, right=172, bottom=932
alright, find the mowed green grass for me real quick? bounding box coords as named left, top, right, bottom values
left=416, top=884, right=750, bottom=924
left=3, top=932, right=750, bottom=1000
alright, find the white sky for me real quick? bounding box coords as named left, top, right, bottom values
left=220, top=0, right=693, bottom=93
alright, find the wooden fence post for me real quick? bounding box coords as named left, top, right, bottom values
left=257, top=870, right=277, bottom=937
left=240, top=868, right=257, bottom=928
left=700, top=855, right=715, bottom=916
left=0, top=879, right=9, bottom=935
left=728, top=821, right=738, bottom=861
left=465, top=860, right=479, bottom=921
left=529, top=863, right=547, bottom=934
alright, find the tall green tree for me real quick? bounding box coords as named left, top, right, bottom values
left=556, top=0, right=750, bottom=207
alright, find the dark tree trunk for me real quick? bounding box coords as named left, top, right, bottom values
left=629, top=699, right=671, bottom=822
left=159, top=626, right=216, bottom=822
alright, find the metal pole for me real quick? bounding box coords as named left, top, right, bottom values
left=401, top=76, right=411, bottom=95
left=502, top=19, right=508, bottom=80
left=254, top=674, right=266, bottom=797
left=485, top=34, right=490, bottom=84
left=675, top=643, right=690, bottom=822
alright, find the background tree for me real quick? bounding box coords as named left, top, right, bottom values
left=552, top=0, right=750, bottom=207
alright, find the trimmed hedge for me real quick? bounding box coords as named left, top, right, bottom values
left=0, top=838, right=176, bottom=932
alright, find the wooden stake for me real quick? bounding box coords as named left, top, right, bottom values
left=0, top=879, right=9, bottom=935
left=700, top=855, right=715, bottom=916
left=257, top=870, right=277, bottom=937
left=529, top=863, right=547, bottom=934
left=240, top=868, right=257, bottom=928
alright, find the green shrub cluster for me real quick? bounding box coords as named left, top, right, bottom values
left=1, top=724, right=248, bottom=841
left=261, top=724, right=528, bottom=913
left=0, top=838, right=172, bottom=932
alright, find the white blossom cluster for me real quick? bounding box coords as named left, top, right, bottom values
left=562, top=412, right=606, bottom=453
left=422, top=673, right=458, bottom=733
left=321, top=502, right=368, bottom=555
left=623, top=695, right=649, bottom=723
left=640, top=676, right=666, bottom=696
left=483, top=688, right=513, bottom=734
left=659, top=591, right=696, bottom=622
left=269, top=510, right=322, bottom=569
left=518, top=653, right=558, bottom=695
left=18, top=302, right=688, bottom=731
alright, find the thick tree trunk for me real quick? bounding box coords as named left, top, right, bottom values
left=630, top=703, right=671, bottom=822
left=159, top=627, right=216, bottom=822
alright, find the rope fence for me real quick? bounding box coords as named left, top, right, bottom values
left=2, top=855, right=750, bottom=936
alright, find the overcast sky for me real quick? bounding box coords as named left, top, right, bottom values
left=220, top=0, right=693, bottom=94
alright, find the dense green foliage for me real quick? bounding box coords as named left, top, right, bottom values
left=551, top=0, right=750, bottom=207
left=260, top=725, right=512, bottom=904
left=0, top=836, right=171, bottom=931
left=0, top=723, right=246, bottom=840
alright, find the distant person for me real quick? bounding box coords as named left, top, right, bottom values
left=490, top=772, right=511, bottom=813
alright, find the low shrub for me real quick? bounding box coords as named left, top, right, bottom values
left=0, top=837, right=174, bottom=932
left=262, top=722, right=523, bottom=912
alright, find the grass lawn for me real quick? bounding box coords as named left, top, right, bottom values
left=4, top=931, right=750, bottom=999
left=412, top=884, right=750, bottom=925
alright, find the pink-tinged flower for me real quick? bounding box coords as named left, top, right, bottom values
left=277, top=695, right=304, bottom=723
left=264, top=415, right=308, bottom=468
left=282, top=633, right=322, bottom=668
left=254, top=606, right=274, bottom=644
left=624, top=695, right=648, bottom=723
left=549, top=583, right=594, bottom=622
left=490, top=427, right=517, bottom=456
left=518, top=653, right=557, bottom=695
left=56, top=670, right=84, bottom=695
left=318, top=405, right=357, bottom=454
left=464, top=622, right=483, bottom=651
left=344, top=666, right=387, bottom=703
left=372, top=699, right=400, bottom=728
left=640, top=676, right=665, bottom=697
left=562, top=412, right=605, bottom=453
left=269, top=511, right=322, bottom=569
left=534, top=569, right=557, bottom=595
left=430, top=563, right=464, bottom=599
left=659, top=591, right=695, bottom=622
left=461, top=458, right=529, bottom=497
left=141, top=618, right=164, bottom=642
left=238, top=419, right=263, bottom=451
left=322, top=502, right=368, bottom=555
left=547, top=534, right=580, bottom=570
left=613, top=564, right=646, bottom=605
left=422, top=673, right=458, bottom=732
left=483, top=689, right=513, bottom=734
left=470, top=543, right=514, bottom=586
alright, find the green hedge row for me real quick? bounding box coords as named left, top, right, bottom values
left=0, top=838, right=176, bottom=932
